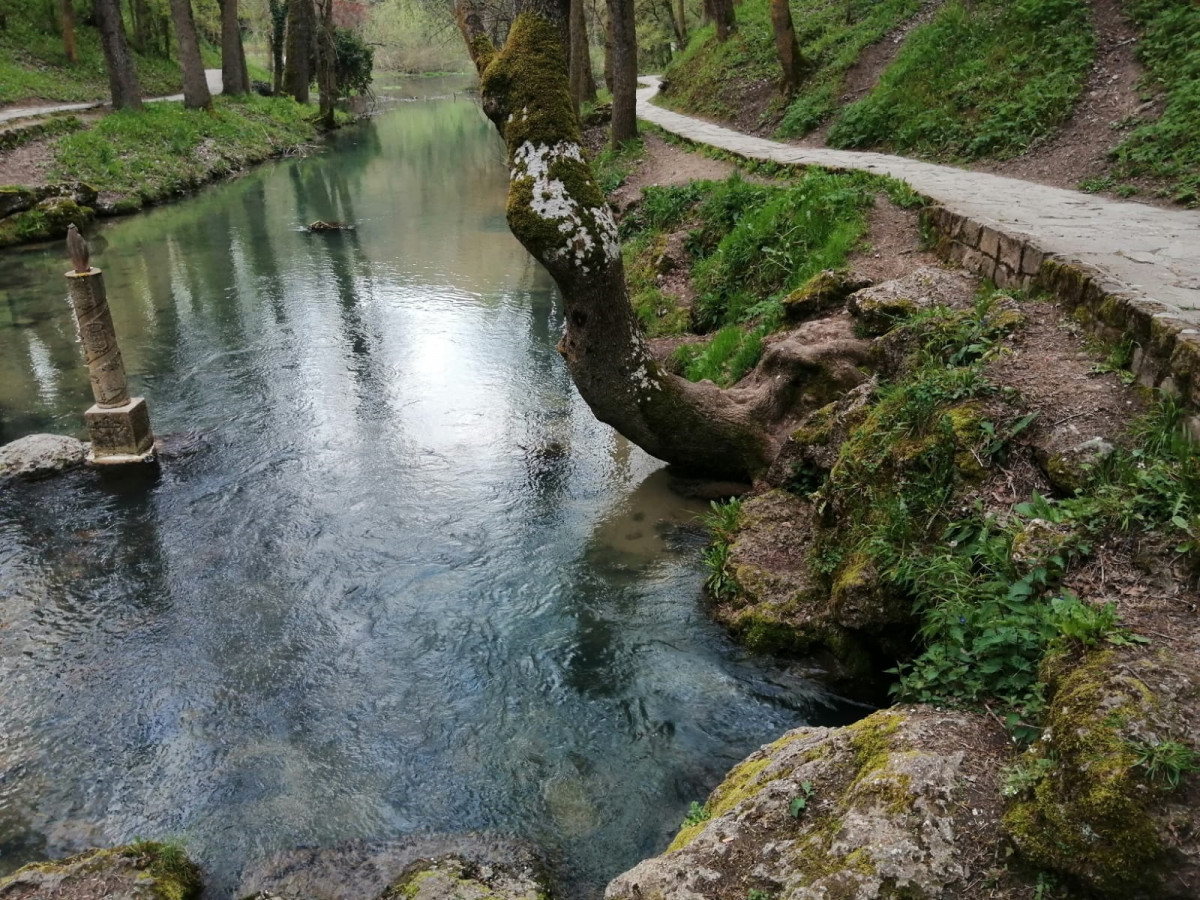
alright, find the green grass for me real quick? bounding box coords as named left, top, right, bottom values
left=0, top=1, right=188, bottom=105
left=51, top=95, right=319, bottom=200
left=1111, top=0, right=1200, bottom=206
left=826, top=0, right=1094, bottom=160
left=661, top=0, right=923, bottom=132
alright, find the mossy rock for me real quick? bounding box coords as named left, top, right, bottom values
left=0, top=842, right=202, bottom=900
left=782, top=269, right=871, bottom=323
left=1003, top=649, right=1200, bottom=897
left=0, top=197, right=94, bottom=248
left=382, top=855, right=547, bottom=900
left=608, top=706, right=1016, bottom=900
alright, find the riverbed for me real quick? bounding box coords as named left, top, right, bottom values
left=0, top=80, right=855, bottom=897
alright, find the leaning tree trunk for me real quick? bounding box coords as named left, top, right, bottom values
left=283, top=0, right=314, bottom=103
left=93, top=0, right=142, bottom=110
left=769, top=0, right=803, bottom=95
left=218, top=0, right=251, bottom=94
left=453, top=0, right=772, bottom=479
left=568, top=0, right=596, bottom=113
left=168, top=0, right=212, bottom=109
left=607, top=0, right=636, bottom=145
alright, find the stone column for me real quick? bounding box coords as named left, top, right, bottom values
left=65, top=267, right=155, bottom=463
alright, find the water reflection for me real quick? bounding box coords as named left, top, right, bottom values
left=0, top=87, right=856, bottom=899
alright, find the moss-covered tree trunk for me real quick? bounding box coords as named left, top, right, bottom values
left=769, top=0, right=804, bottom=95
left=671, top=0, right=687, bottom=48
left=169, top=0, right=212, bottom=109
left=454, top=0, right=772, bottom=479
left=218, top=0, right=250, bottom=95
left=283, top=0, right=313, bottom=103
left=704, top=0, right=735, bottom=41
left=269, top=0, right=286, bottom=93
left=606, top=0, right=637, bottom=146
left=316, top=0, right=337, bottom=128
left=93, top=0, right=142, bottom=110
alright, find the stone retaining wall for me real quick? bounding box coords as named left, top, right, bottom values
left=923, top=205, right=1200, bottom=435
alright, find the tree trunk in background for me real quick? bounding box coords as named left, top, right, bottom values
left=283, top=0, right=313, bottom=103
left=93, top=0, right=142, bottom=109
left=131, top=0, right=149, bottom=51
left=452, top=0, right=773, bottom=479
left=607, top=0, right=636, bottom=146
left=269, top=0, right=286, bottom=93
left=704, top=0, right=734, bottom=41
left=168, top=0, right=211, bottom=109
left=670, top=0, right=686, bottom=47
left=218, top=0, right=250, bottom=94
left=603, top=12, right=614, bottom=92
left=60, top=0, right=77, bottom=62
left=316, top=0, right=337, bottom=128
left=769, top=0, right=803, bottom=95
left=568, top=0, right=595, bottom=113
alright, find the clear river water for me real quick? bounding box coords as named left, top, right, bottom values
left=0, top=79, right=857, bottom=898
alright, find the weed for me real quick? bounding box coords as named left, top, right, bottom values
left=746, top=890, right=772, bottom=900
left=592, top=138, right=645, bottom=193
left=1128, top=739, right=1200, bottom=790
left=702, top=499, right=742, bottom=599
left=682, top=800, right=711, bottom=827
left=1001, top=755, right=1055, bottom=797
left=787, top=781, right=815, bottom=818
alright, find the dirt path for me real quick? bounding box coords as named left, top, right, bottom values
left=0, top=69, right=224, bottom=125
left=637, top=76, right=1200, bottom=327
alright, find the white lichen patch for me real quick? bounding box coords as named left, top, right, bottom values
left=510, top=140, right=620, bottom=267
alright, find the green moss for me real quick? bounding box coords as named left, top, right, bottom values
left=0, top=197, right=92, bottom=247
left=791, top=402, right=838, bottom=446
left=1003, top=651, right=1167, bottom=895
left=847, top=711, right=904, bottom=780
left=781, top=269, right=864, bottom=321
left=0, top=843, right=201, bottom=900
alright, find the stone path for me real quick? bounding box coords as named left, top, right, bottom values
left=636, top=77, right=1200, bottom=323
left=0, top=69, right=224, bottom=125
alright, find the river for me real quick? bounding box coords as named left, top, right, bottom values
left=0, top=79, right=855, bottom=897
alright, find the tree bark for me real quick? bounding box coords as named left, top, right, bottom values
left=218, top=0, right=250, bottom=95
left=568, top=0, right=595, bottom=113
left=704, top=0, right=735, bottom=41
left=453, top=0, right=772, bottom=479
left=769, top=0, right=803, bottom=95
left=269, top=0, right=286, bottom=94
left=60, top=0, right=77, bottom=62
left=93, top=0, right=143, bottom=110
left=603, top=11, right=614, bottom=92
left=670, top=0, right=687, bottom=47
left=283, top=0, right=313, bottom=103
left=168, top=0, right=211, bottom=109
left=316, top=0, right=337, bottom=128
left=606, top=0, right=636, bottom=146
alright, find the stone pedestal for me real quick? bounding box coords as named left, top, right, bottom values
left=84, top=396, right=155, bottom=463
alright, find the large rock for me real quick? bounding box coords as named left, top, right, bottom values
left=606, top=707, right=1014, bottom=900
left=847, top=267, right=976, bottom=336
left=0, top=842, right=202, bottom=900
left=0, top=434, right=87, bottom=480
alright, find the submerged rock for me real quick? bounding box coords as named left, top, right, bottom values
left=0, top=842, right=201, bottom=900
left=0, top=434, right=87, bottom=481
left=606, top=707, right=1012, bottom=900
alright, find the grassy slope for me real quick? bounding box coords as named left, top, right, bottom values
left=1111, top=0, right=1200, bottom=204
left=827, top=0, right=1094, bottom=160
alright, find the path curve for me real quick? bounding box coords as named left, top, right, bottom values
left=637, top=77, right=1200, bottom=322
left=0, top=69, right=224, bottom=125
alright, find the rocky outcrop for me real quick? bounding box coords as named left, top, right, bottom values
left=0, top=434, right=88, bottom=480
left=847, top=267, right=976, bottom=336
left=0, top=842, right=201, bottom=900
left=606, top=707, right=1015, bottom=900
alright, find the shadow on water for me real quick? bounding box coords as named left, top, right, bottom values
left=0, top=82, right=865, bottom=898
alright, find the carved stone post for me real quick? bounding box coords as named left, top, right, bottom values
left=64, top=227, right=155, bottom=464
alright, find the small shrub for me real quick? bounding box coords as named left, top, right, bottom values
left=682, top=800, right=711, bottom=827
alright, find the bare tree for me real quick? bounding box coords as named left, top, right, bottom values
left=284, top=0, right=314, bottom=103
left=769, top=0, right=804, bottom=95
left=218, top=0, right=251, bottom=95
left=607, top=0, right=636, bottom=145
left=93, top=0, right=143, bottom=110
left=269, top=0, right=287, bottom=93
left=60, top=0, right=77, bottom=63
left=452, top=0, right=782, bottom=479
left=168, top=0, right=212, bottom=109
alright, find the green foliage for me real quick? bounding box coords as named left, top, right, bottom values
left=334, top=29, right=375, bottom=97
left=1112, top=0, right=1200, bottom=205
left=702, top=499, right=742, bottom=598
left=593, top=138, right=646, bottom=194
left=51, top=95, right=317, bottom=201
left=1127, top=738, right=1200, bottom=790
left=827, top=0, right=1094, bottom=160
left=1001, top=755, right=1056, bottom=798
left=787, top=781, right=815, bottom=817
left=672, top=325, right=767, bottom=386
left=682, top=800, right=711, bottom=827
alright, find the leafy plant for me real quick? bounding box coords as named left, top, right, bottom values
left=682, top=800, right=711, bottom=827
left=1128, top=739, right=1200, bottom=790
left=1001, top=755, right=1055, bottom=797
left=788, top=781, right=815, bottom=818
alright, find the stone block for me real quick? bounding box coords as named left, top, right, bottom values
left=957, top=218, right=982, bottom=248
left=979, top=227, right=1001, bottom=259
left=85, top=396, right=154, bottom=462
left=962, top=248, right=996, bottom=281
left=993, top=262, right=1019, bottom=289
left=1020, top=245, right=1045, bottom=277
left=998, top=234, right=1023, bottom=273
